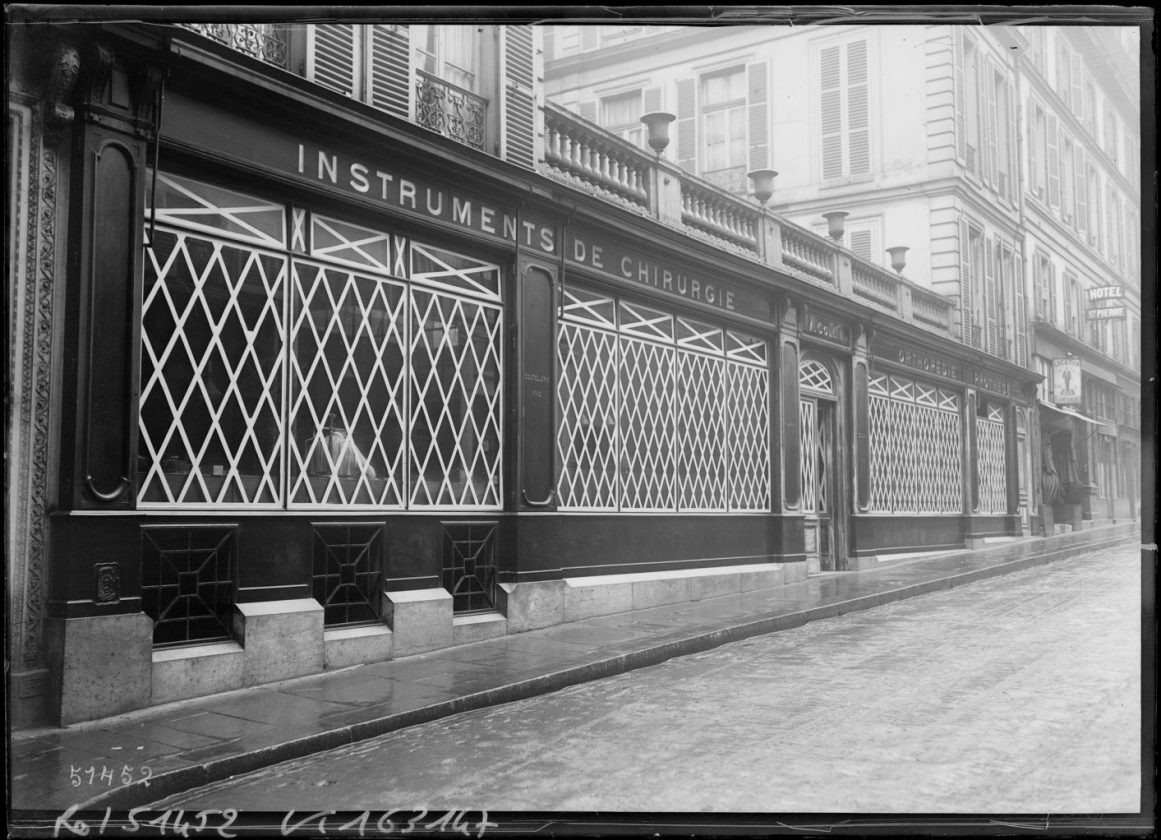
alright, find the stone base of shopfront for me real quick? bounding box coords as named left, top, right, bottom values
left=45, top=613, right=155, bottom=725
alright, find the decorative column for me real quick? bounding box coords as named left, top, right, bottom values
left=771, top=294, right=805, bottom=569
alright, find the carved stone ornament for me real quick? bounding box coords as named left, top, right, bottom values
left=93, top=563, right=121, bottom=604
left=43, top=40, right=81, bottom=134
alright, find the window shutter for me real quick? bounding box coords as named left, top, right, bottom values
left=849, top=228, right=873, bottom=262
left=846, top=40, right=870, bottom=176
left=308, top=24, right=360, bottom=98
left=1048, top=263, right=1056, bottom=325
left=643, top=86, right=662, bottom=114
left=367, top=25, right=410, bottom=119
left=747, top=61, right=769, bottom=171
left=1027, top=107, right=1040, bottom=194
left=543, top=26, right=556, bottom=62
left=578, top=101, right=597, bottom=123
left=1063, top=274, right=1074, bottom=334
left=984, top=235, right=997, bottom=355
left=1055, top=40, right=1068, bottom=98
left=1046, top=114, right=1059, bottom=207
left=983, top=64, right=997, bottom=185
left=1070, top=53, right=1084, bottom=112
left=820, top=45, right=843, bottom=180
left=1014, top=250, right=1027, bottom=367
left=502, top=25, right=537, bottom=169
left=954, top=30, right=966, bottom=162
left=676, top=76, right=697, bottom=171
left=959, top=218, right=974, bottom=345
left=1075, top=146, right=1088, bottom=233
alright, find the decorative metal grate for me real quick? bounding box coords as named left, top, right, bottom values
left=799, top=357, right=834, bottom=394
left=408, top=289, right=503, bottom=508
left=138, top=228, right=287, bottom=507
left=441, top=521, right=499, bottom=614
left=141, top=526, right=236, bottom=647
left=288, top=260, right=407, bottom=507
left=181, top=23, right=289, bottom=69
left=800, top=399, right=819, bottom=513
left=867, top=372, right=963, bottom=513
left=556, top=287, right=770, bottom=513
left=311, top=523, right=384, bottom=626
left=415, top=70, right=487, bottom=152
left=976, top=412, right=1008, bottom=514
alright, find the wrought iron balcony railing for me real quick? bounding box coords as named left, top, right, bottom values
left=415, top=70, right=487, bottom=152
left=180, top=23, right=289, bottom=69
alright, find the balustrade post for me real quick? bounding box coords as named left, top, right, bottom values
left=835, top=251, right=853, bottom=294
left=653, top=160, right=683, bottom=225
left=761, top=216, right=784, bottom=269
left=899, top=284, right=915, bottom=323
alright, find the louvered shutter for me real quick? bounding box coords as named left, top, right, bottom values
left=1032, top=254, right=1044, bottom=320
left=1055, top=41, right=1068, bottom=97
left=959, top=218, right=974, bottom=345
left=1048, top=263, right=1056, bottom=325
left=1046, top=114, right=1059, bottom=207
left=954, top=29, right=966, bottom=162
left=643, top=86, right=662, bottom=114
left=846, top=40, right=870, bottom=176
left=1070, top=53, right=1084, bottom=112
left=308, top=24, right=361, bottom=98
left=849, top=229, right=873, bottom=262
left=502, top=25, right=537, bottom=169
left=820, top=45, right=842, bottom=179
left=1027, top=107, right=1040, bottom=195
left=543, top=26, right=555, bottom=62
left=983, top=63, right=997, bottom=185
left=1063, top=274, right=1074, bottom=334
left=1012, top=246, right=1028, bottom=365
left=747, top=61, right=769, bottom=171
left=1075, top=146, right=1088, bottom=233
left=676, top=76, right=697, bottom=171
left=984, top=235, right=997, bottom=354
left=367, top=25, right=410, bottom=118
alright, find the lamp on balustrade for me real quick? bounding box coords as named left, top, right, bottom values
left=639, top=112, right=676, bottom=157
left=822, top=210, right=849, bottom=242
left=746, top=169, right=778, bottom=206
left=886, top=246, right=910, bottom=276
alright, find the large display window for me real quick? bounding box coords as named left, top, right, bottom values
left=138, top=171, right=502, bottom=510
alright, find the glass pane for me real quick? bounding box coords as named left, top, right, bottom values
left=288, top=260, right=407, bottom=507
left=138, top=228, right=286, bottom=506
left=310, top=213, right=392, bottom=273
left=148, top=170, right=286, bottom=247
left=411, top=241, right=501, bottom=301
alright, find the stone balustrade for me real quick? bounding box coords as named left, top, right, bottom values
left=911, top=286, right=954, bottom=331
left=780, top=226, right=836, bottom=283
left=851, top=261, right=901, bottom=311
left=543, top=102, right=650, bottom=208
left=680, top=179, right=761, bottom=254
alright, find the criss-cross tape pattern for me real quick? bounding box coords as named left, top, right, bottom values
left=725, top=361, right=771, bottom=510
left=975, top=415, right=1008, bottom=514
left=562, top=286, right=616, bottom=328
left=619, top=299, right=674, bottom=341
left=676, top=316, right=724, bottom=354
left=799, top=357, right=834, bottom=394
left=288, top=261, right=407, bottom=507
left=867, top=371, right=962, bottom=514
left=619, top=337, right=676, bottom=510
left=310, top=213, right=392, bottom=273
left=800, top=398, right=818, bottom=513
left=556, top=322, right=619, bottom=509
left=677, top=351, right=726, bottom=510
left=139, top=228, right=286, bottom=506
left=408, top=289, right=503, bottom=508
left=148, top=171, right=285, bottom=248
left=411, top=242, right=501, bottom=301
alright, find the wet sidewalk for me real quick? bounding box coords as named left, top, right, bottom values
left=11, top=523, right=1139, bottom=813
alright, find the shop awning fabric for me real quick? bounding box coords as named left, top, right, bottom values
left=1037, top=400, right=1106, bottom=425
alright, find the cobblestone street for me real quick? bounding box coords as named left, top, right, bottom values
left=152, top=544, right=1141, bottom=814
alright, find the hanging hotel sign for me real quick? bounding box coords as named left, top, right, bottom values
left=565, top=228, right=772, bottom=322
left=1052, top=357, right=1082, bottom=406
left=1086, top=285, right=1127, bottom=320
left=1087, top=306, right=1127, bottom=320
left=1086, top=286, right=1124, bottom=302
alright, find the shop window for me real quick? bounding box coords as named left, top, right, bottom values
left=441, top=521, right=498, bottom=614
left=311, top=523, right=385, bottom=626
left=975, top=400, right=1008, bottom=514
left=867, top=372, right=962, bottom=514
left=141, top=171, right=503, bottom=512
left=556, top=287, right=770, bottom=513
left=141, top=525, right=237, bottom=647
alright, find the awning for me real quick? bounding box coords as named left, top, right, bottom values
left=1037, top=400, right=1106, bottom=425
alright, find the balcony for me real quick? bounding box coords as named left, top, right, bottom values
left=180, top=23, right=288, bottom=69
left=540, top=101, right=956, bottom=339
left=415, top=70, right=487, bottom=152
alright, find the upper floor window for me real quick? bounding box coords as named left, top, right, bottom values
left=1029, top=102, right=1047, bottom=200
left=1033, top=251, right=1056, bottom=323
left=601, top=90, right=644, bottom=146
left=701, top=68, right=746, bottom=174
left=962, top=35, right=981, bottom=175
left=1102, top=103, right=1120, bottom=167
left=1064, top=272, right=1081, bottom=336
left=414, top=25, right=481, bottom=93
left=819, top=39, right=870, bottom=181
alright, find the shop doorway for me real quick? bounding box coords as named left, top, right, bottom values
left=800, top=355, right=848, bottom=572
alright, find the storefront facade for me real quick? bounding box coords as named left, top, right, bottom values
left=10, top=23, right=1040, bottom=726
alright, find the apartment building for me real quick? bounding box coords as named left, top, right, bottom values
left=544, top=21, right=1143, bottom=532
